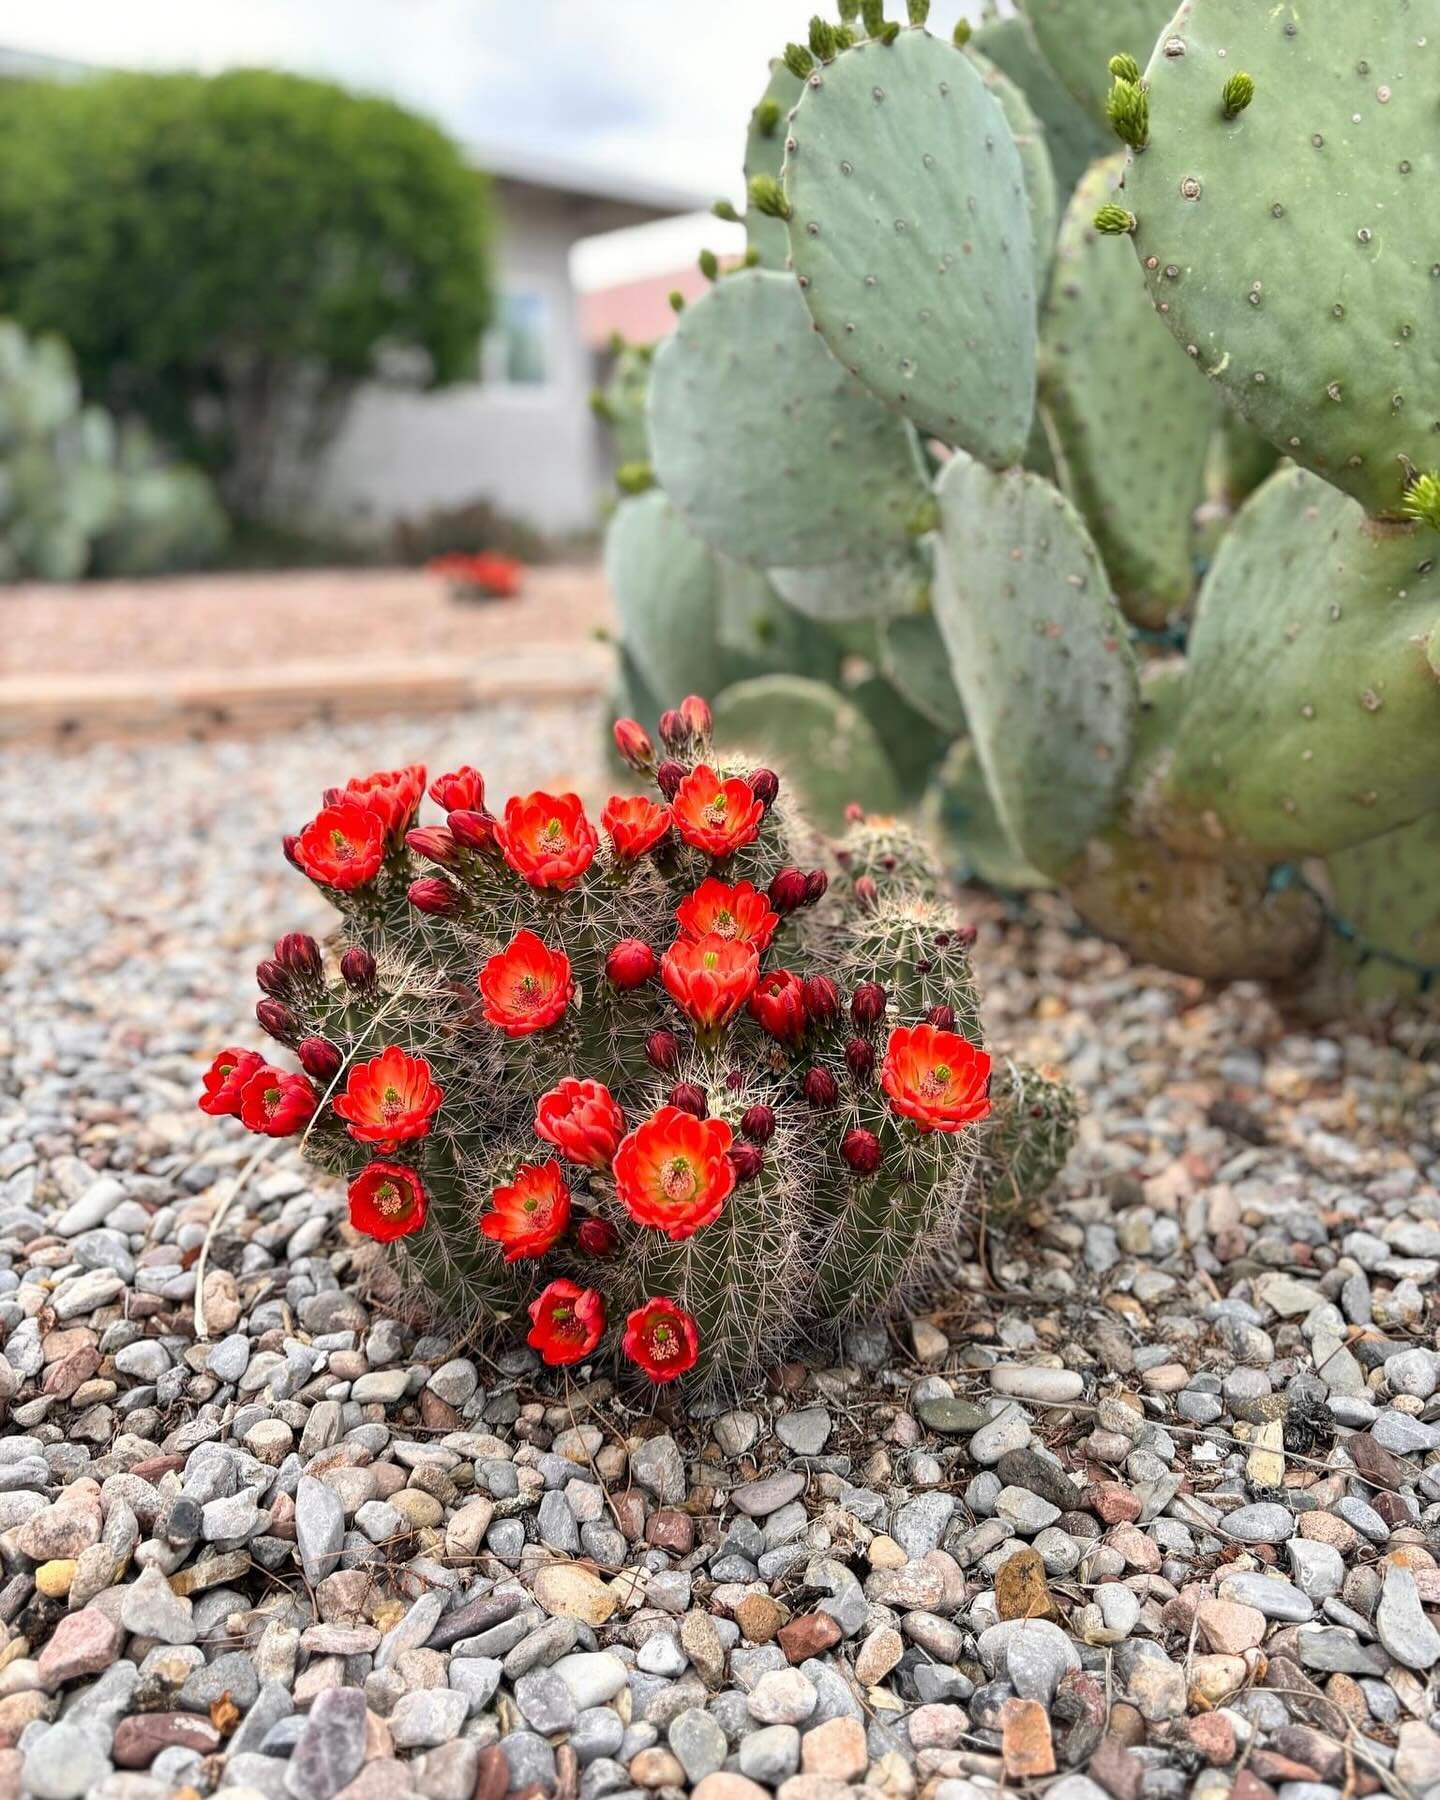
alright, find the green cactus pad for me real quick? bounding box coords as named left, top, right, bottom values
left=1157, top=467, right=1440, bottom=858
left=781, top=27, right=1038, bottom=460
left=966, top=47, right=1060, bottom=296
left=744, top=59, right=805, bottom=267
left=1040, top=155, right=1215, bottom=627
left=1125, top=0, right=1440, bottom=522
left=921, top=740, right=1051, bottom=891
left=1016, top=0, right=1176, bottom=126
left=604, top=490, right=727, bottom=702
left=931, top=453, right=1140, bottom=876
left=972, top=14, right=1111, bottom=204
left=879, top=609, right=966, bottom=733
left=1207, top=407, right=1282, bottom=510
left=1323, top=812, right=1440, bottom=1003
left=846, top=672, right=951, bottom=803
left=768, top=543, right=929, bottom=622
left=711, top=674, right=901, bottom=829
left=648, top=268, right=927, bottom=568
left=715, top=559, right=842, bottom=684
left=593, top=341, right=653, bottom=467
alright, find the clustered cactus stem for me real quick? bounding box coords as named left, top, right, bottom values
left=200, top=698, right=1076, bottom=1389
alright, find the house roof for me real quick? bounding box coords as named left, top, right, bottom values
left=466, top=136, right=711, bottom=228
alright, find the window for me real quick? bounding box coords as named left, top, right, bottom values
left=484, top=287, right=550, bottom=387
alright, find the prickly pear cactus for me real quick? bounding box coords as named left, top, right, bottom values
left=965, top=45, right=1060, bottom=294
left=1017, top=0, right=1175, bottom=125
left=1125, top=0, right=1440, bottom=523
left=780, top=26, right=1038, bottom=459
left=972, top=13, right=1111, bottom=203
left=711, top=673, right=902, bottom=829
left=591, top=339, right=653, bottom=469
left=1322, top=811, right=1440, bottom=1003
left=880, top=609, right=966, bottom=734
left=743, top=59, right=804, bottom=267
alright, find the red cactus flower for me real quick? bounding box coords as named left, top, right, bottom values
left=605, top=939, right=658, bottom=990
left=430, top=766, right=484, bottom=812
left=198, top=1047, right=266, bottom=1117
left=840, top=1127, right=883, bottom=1175
left=332, top=1046, right=443, bottom=1147
left=348, top=1162, right=428, bottom=1242
left=749, top=970, right=809, bottom=1048
left=680, top=694, right=712, bottom=740
left=881, top=1023, right=993, bottom=1134
left=339, top=765, right=427, bottom=841
left=527, top=1279, right=606, bottom=1366
left=658, top=708, right=688, bottom=751
left=623, top=1297, right=700, bottom=1383
left=481, top=1160, right=572, bottom=1262
left=296, top=1036, right=344, bottom=1082
left=576, top=1216, right=621, bottom=1258
left=656, top=760, right=684, bottom=800
left=674, top=878, right=779, bottom=952
left=661, top=934, right=759, bottom=1035
left=535, top=1078, right=626, bottom=1170
left=496, top=791, right=598, bottom=890
left=613, top=717, right=655, bottom=772
left=294, top=803, right=385, bottom=891
left=602, top=794, right=671, bottom=860
left=478, top=930, right=574, bottom=1036
left=238, top=1066, right=318, bottom=1137
left=613, top=1106, right=736, bottom=1240
left=671, top=766, right=766, bottom=859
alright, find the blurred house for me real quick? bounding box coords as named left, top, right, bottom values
left=319, top=144, right=707, bottom=542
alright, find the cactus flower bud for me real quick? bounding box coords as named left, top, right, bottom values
left=577, top=1216, right=620, bottom=1258
left=658, top=709, right=688, bottom=751
left=256, top=997, right=297, bottom=1044
left=668, top=1082, right=709, bottom=1118
left=803, top=1067, right=839, bottom=1109
left=645, top=1029, right=680, bottom=1072
left=845, top=1036, right=876, bottom=1080
left=408, top=877, right=459, bottom=915
left=926, top=1004, right=957, bottom=1030
left=840, top=1127, right=883, bottom=1175
left=679, top=695, right=712, bottom=742
left=447, top=809, right=497, bottom=852
left=804, top=869, right=829, bottom=905
left=281, top=833, right=302, bottom=868
left=803, top=975, right=841, bottom=1025
left=957, top=924, right=978, bottom=947
left=406, top=826, right=460, bottom=867
left=613, top=717, right=655, bottom=772
left=855, top=875, right=879, bottom=911
left=844, top=802, right=865, bottom=824
left=275, top=932, right=322, bottom=979
left=728, top=1142, right=765, bottom=1182
left=605, top=938, right=658, bottom=989
left=339, top=946, right=376, bottom=991
left=740, top=1104, right=776, bottom=1144
left=296, top=1035, right=344, bottom=1082
left=255, top=958, right=290, bottom=998
left=748, top=768, right=780, bottom=808
left=655, top=760, right=685, bottom=800
left=768, top=867, right=809, bottom=914
left=851, top=982, right=888, bottom=1028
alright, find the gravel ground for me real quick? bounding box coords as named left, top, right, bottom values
left=3, top=705, right=1440, bottom=1800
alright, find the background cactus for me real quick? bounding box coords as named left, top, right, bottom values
left=601, top=0, right=1440, bottom=1007
left=201, top=702, right=1076, bottom=1389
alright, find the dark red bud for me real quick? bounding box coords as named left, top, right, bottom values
left=840, top=1127, right=883, bottom=1175
left=645, top=1029, right=680, bottom=1072
left=605, top=939, right=658, bottom=990
left=724, top=1069, right=745, bottom=1092
left=804, top=869, right=829, bottom=905
left=748, top=768, right=780, bottom=808
left=802, top=1067, right=839, bottom=1109
left=577, top=1216, right=621, bottom=1257
left=406, top=826, right=460, bottom=867
left=728, top=1143, right=764, bottom=1182
left=854, top=875, right=879, bottom=912
left=408, top=877, right=459, bottom=915
left=669, top=1081, right=708, bottom=1118
left=655, top=760, right=685, bottom=800
left=658, top=709, right=688, bottom=751
left=851, top=982, right=888, bottom=1028
left=613, top=717, right=655, bottom=772
left=275, top=932, right=322, bottom=979
left=844, top=802, right=865, bottom=824
left=740, top=1103, right=776, bottom=1144
left=296, top=1036, right=344, bottom=1081
left=256, top=998, right=297, bottom=1045
left=679, top=695, right=712, bottom=741
left=768, top=867, right=809, bottom=914
left=803, top=975, right=841, bottom=1024
left=322, top=786, right=344, bottom=808
left=255, top=959, right=290, bottom=998
left=845, top=1036, right=876, bottom=1080
left=957, top=924, right=978, bottom=947
left=926, top=1004, right=957, bottom=1030
left=447, top=809, right=497, bottom=852
left=281, top=833, right=302, bottom=869
left=339, top=946, right=376, bottom=991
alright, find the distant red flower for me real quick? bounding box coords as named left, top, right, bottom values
left=671, top=766, right=766, bottom=859
left=348, top=1162, right=428, bottom=1242
left=623, top=1297, right=700, bottom=1383
left=661, top=934, right=759, bottom=1034
left=294, top=803, right=385, bottom=891
left=605, top=939, right=658, bottom=990
left=602, top=794, right=671, bottom=860
left=238, top=1066, right=318, bottom=1137
left=613, top=1106, right=735, bottom=1240
left=749, top=970, right=808, bottom=1048
left=428, top=552, right=524, bottom=598
left=332, top=1046, right=443, bottom=1147
left=429, top=766, right=485, bottom=812
left=881, top=1023, right=992, bottom=1134
left=339, top=765, right=427, bottom=841
left=478, top=930, right=574, bottom=1036
left=535, top=1078, right=625, bottom=1170
left=527, top=1279, right=605, bottom=1366
left=496, top=791, right=598, bottom=890
left=674, top=878, right=778, bottom=952
left=481, top=1161, right=571, bottom=1262
left=198, top=1047, right=266, bottom=1117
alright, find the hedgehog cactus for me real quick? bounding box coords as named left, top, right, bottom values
left=199, top=701, right=1076, bottom=1387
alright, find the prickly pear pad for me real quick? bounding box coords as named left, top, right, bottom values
left=782, top=28, right=1037, bottom=462
left=1018, top=0, right=1177, bottom=126
left=1126, top=0, right=1440, bottom=521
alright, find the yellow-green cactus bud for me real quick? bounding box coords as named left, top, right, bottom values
left=1221, top=71, right=1255, bottom=118
left=615, top=461, right=655, bottom=495
left=1402, top=469, right=1440, bottom=531
left=748, top=174, right=792, bottom=220
left=1093, top=203, right=1137, bottom=235
left=1106, top=77, right=1149, bottom=150
left=1108, top=52, right=1141, bottom=83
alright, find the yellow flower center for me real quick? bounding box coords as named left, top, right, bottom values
left=380, top=1084, right=404, bottom=1119
left=541, top=817, right=565, bottom=847
left=703, top=949, right=719, bottom=970
left=920, top=1066, right=951, bottom=1099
